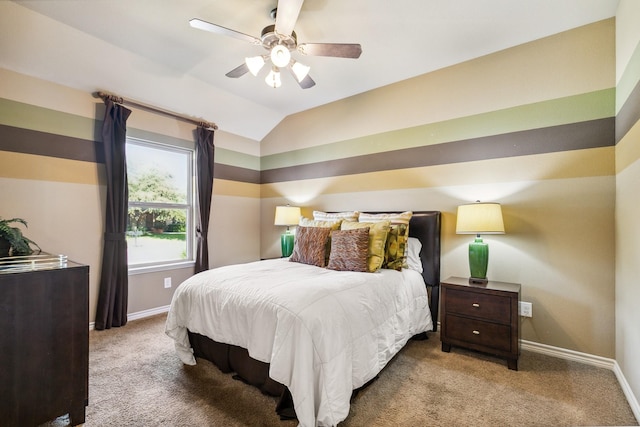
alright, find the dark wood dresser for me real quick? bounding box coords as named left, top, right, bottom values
left=0, top=255, right=89, bottom=426
left=440, top=276, right=521, bottom=370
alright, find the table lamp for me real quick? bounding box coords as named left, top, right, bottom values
left=456, top=201, right=505, bottom=284
left=274, top=205, right=301, bottom=257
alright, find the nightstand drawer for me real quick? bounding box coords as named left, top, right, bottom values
left=444, top=314, right=512, bottom=352
left=445, top=288, right=512, bottom=324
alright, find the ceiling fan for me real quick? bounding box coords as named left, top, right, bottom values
left=189, top=0, right=362, bottom=89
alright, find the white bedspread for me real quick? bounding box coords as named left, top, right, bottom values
left=165, top=258, right=432, bottom=427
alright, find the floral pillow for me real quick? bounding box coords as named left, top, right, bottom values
left=359, top=211, right=413, bottom=270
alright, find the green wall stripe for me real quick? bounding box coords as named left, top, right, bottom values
left=215, top=147, right=260, bottom=171
left=0, top=98, right=260, bottom=172
left=261, top=118, right=615, bottom=183
left=0, top=98, right=97, bottom=141
left=617, top=39, right=640, bottom=113
left=261, top=89, right=615, bottom=171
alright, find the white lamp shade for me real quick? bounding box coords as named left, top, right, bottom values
left=291, top=61, right=311, bottom=82
left=245, top=56, right=265, bottom=76
left=274, top=206, right=301, bottom=226
left=265, top=68, right=282, bottom=88
left=270, top=45, right=291, bottom=68
left=456, top=202, right=505, bottom=234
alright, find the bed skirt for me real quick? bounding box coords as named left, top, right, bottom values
left=188, top=330, right=428, bottom=422
left=188, top=331, right=297, bottom=420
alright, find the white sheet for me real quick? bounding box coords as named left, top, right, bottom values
left=165, top=258, right=432, bottom=427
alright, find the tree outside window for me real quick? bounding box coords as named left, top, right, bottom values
left=126, top=139, right=193, bottom=268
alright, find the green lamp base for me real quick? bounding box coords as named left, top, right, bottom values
left=280, top=231, right=295, bottom=257
left=468, top=236, right=489, bottom=283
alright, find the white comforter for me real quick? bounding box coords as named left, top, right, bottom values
left=165, top=258, right=432, bottom=427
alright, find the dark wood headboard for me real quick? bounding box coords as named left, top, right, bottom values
left=408, top=211, right=441, bottom=331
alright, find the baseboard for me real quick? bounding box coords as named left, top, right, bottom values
left=127, top=304, right=171, bottom=321
left=521, top=339, right=615, bottom=369
left=88, top=305, right=171, bottom=331
left=522, top=339, right=640, bottom=423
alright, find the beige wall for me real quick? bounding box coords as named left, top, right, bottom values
left=0, top=68, right=262, bottom=322
left=260, top=20, right=618, bottom=358
left=615, top=0, right=640, bottom=413
left=0, top=12, right=632, bottom=378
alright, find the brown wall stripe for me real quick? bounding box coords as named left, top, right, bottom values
left=616, top=78, right=640, bottom=143
left=0, top=124, right=104, bottom=163
left=213, top=163, right=261, bottom=184
left=0, top=124, right=261, bottom=184
left=261, top=117, right=615, bottom=183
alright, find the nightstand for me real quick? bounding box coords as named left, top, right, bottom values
left=440, top=276, right=521, bottom=370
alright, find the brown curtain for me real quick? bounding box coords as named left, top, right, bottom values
left=95, top=99, right=132, bottom=330
left=194, top=126, right=215, bottom=273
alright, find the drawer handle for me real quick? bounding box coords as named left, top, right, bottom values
left=472, top=330, right=480, bottom=335
left=472, top=303, right=480, bottom=308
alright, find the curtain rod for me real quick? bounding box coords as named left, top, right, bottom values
left=96, top=91, right=218, bottom=130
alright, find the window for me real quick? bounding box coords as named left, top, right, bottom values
left=126, top=138, right=194, bottom=271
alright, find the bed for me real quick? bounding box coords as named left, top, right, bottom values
left=165, top=210, right=441, bottom=427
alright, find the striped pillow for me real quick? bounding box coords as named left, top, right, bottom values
left=313, top=211, right=360, bottom=222
left=327, top=227, right=370, bottom=272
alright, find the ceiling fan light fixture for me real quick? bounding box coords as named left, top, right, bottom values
left=270, top=44, right=291, bottom=68
left=245, top=55, right=266, bottom=76
left=291, top=60, right=311, bottom=82
left=265, top=67, right=282, bottom=88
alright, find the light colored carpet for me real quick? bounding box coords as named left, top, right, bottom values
left=47, top=313, right=638, bottom=426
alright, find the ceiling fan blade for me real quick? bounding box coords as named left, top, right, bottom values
left=275, top=0, right=304, bottom=37
left=225, top=63, right=250, bottom=78
left=287, top=66, right=315, bottom=89
left=189, top=18, right=261, bottom=45
left=298, top=43, right=362, bottom=59
left=297, top=74, right=316, bottom=89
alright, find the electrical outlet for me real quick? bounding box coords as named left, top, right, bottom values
left=164, top=277, right=172, bottom=289
left=519, top=301, right=532, bottom=317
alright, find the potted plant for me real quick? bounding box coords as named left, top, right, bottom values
left=0, top=217, right=41, bottom=257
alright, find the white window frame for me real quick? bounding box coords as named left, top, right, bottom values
left=126, top=137, right=195, bottom=274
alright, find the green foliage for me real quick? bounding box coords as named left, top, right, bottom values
left=165, top=222, right=186, bottom=232
left=127, top=167, right=187, bottom=233
left=0, top=217, right=41, bottom=256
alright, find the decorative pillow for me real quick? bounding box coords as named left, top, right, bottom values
left=299, top=217, right=342, bottom=230
left=326, top=227, right=370, bottom=272
left=406, top=237, right=423, bottom=273
left=359, top=211, right=413, bottom=270
left=313, top=211, right=360, bottom=222
left=289, top=226, right=331, bottom=267
left=341, top=220, right=390, bottom=272
left=299, top=217, right=342, bottom=263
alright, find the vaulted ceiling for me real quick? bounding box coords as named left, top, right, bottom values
left=1, top=0, right=620, bottom=141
